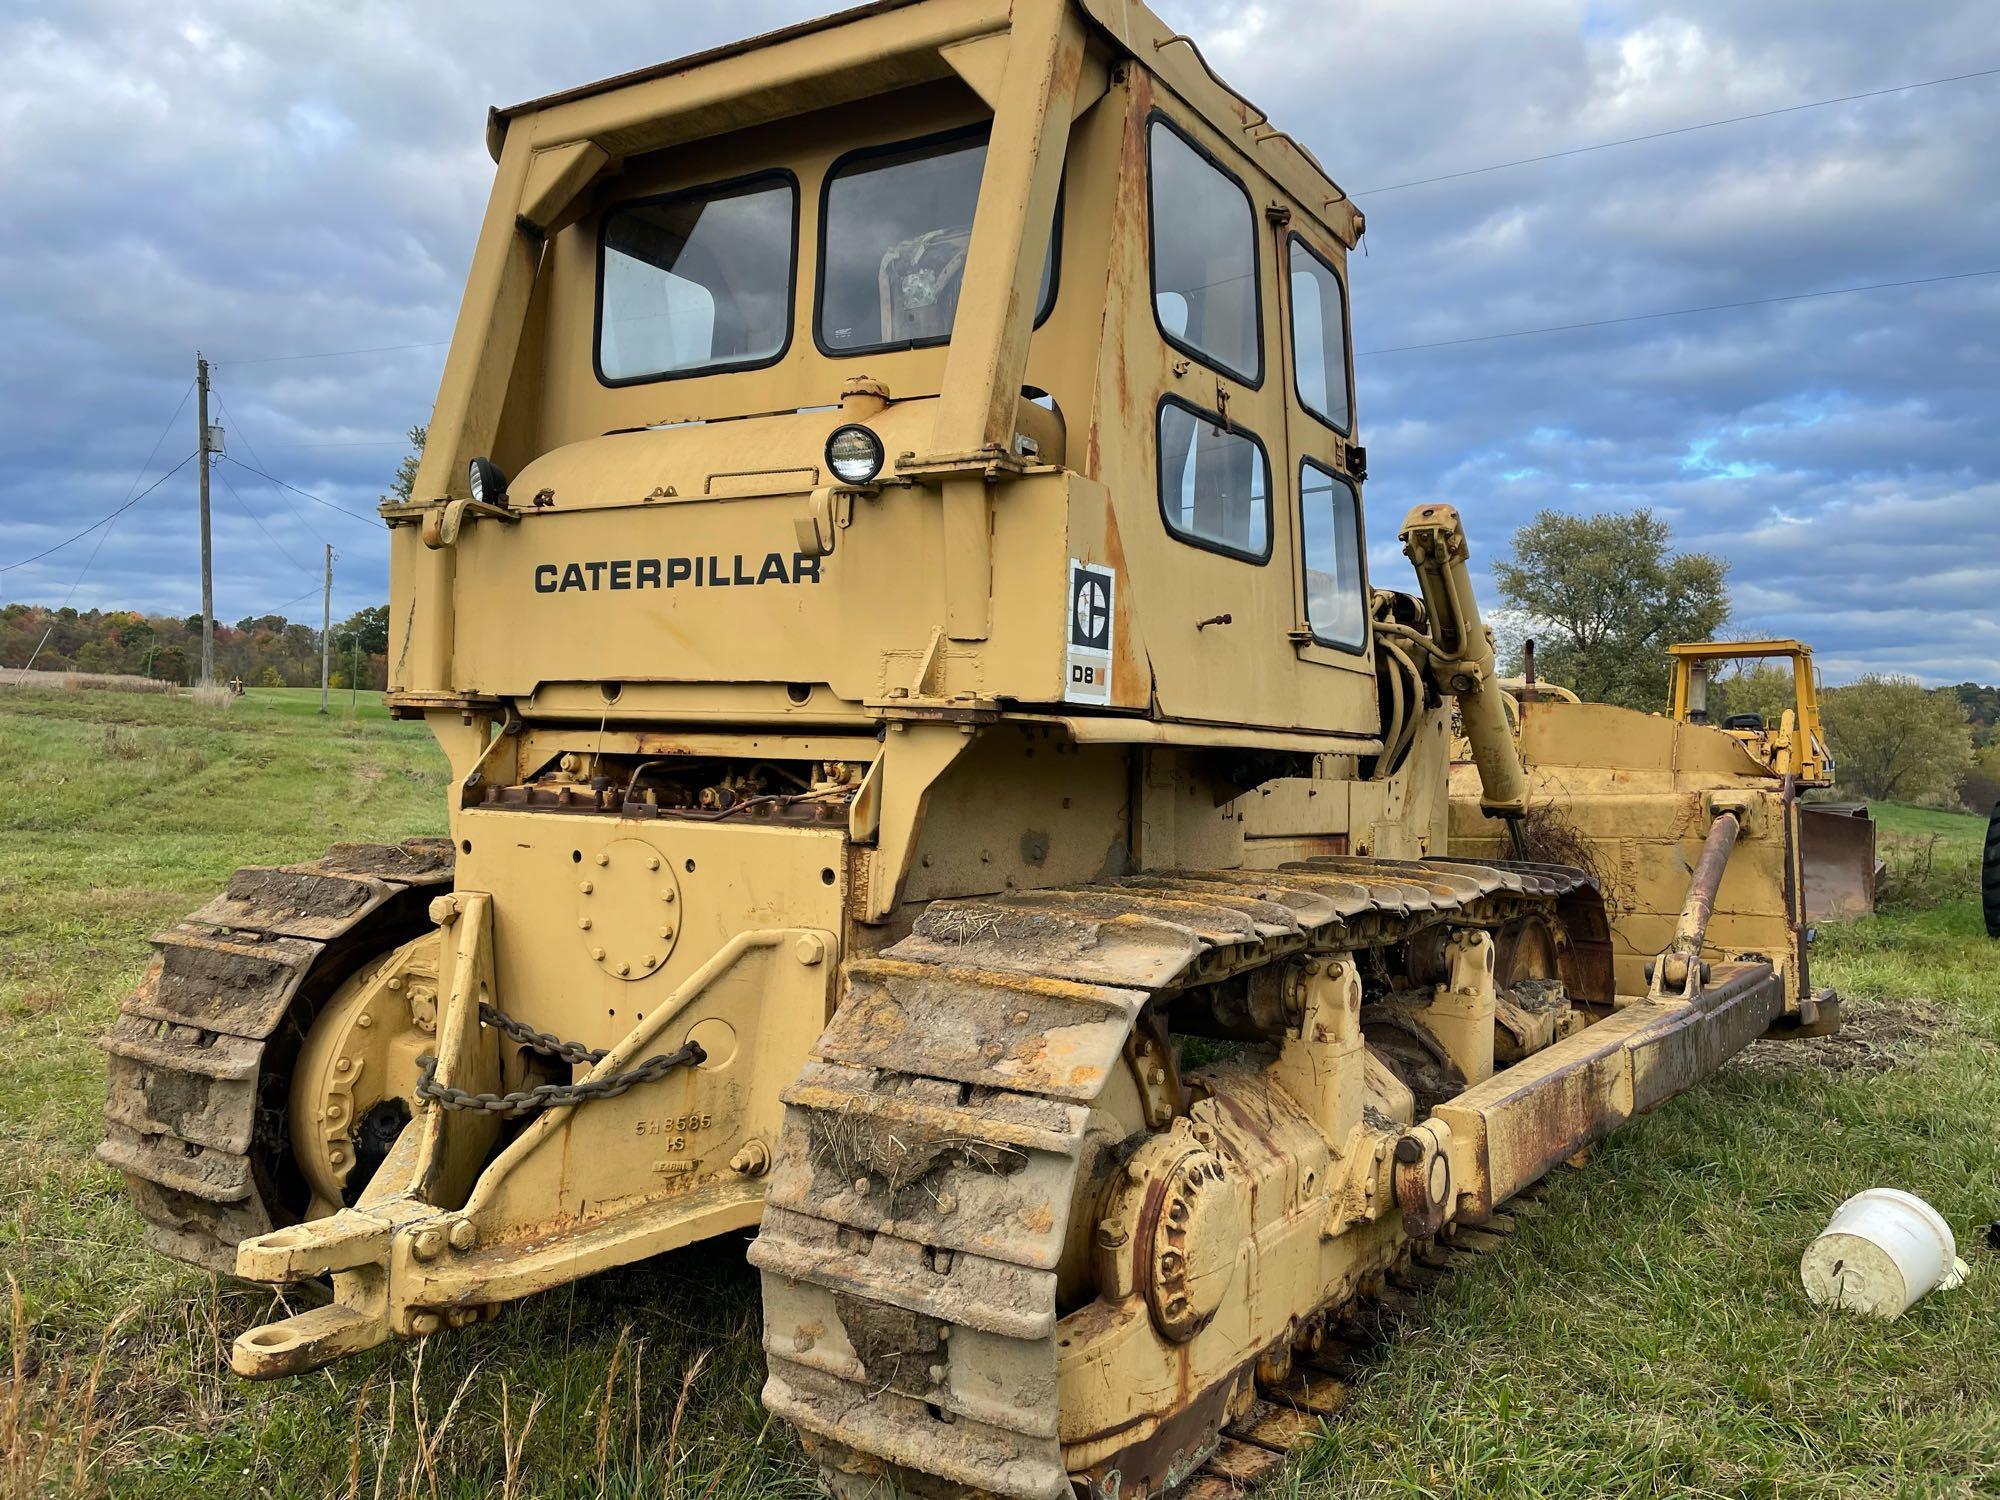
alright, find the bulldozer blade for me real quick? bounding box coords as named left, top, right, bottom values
left=1800, top=802, right=1878, bottom=922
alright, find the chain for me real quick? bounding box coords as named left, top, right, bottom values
left=478, top=1002, right=609, bottom=1067
left=414, top=1002, right=705, bottom=1117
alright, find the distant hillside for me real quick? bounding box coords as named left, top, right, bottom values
left=1, top=602, right=387, bottom=689
left=1953, top=682, right=1999, bottom=747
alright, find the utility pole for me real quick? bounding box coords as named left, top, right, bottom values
left=319, top=545, right=333, bottom=715
left=196, top=354, right=215, bottom=685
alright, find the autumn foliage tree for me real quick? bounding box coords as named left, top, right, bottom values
left=1820, top=675, right=1975, bottom=805
left=1492, top=509, right=1730, bottom=710
left=0, top=602, right=391, bottom=689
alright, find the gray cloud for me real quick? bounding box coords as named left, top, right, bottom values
left=1, top=0, right=1995, bottom=682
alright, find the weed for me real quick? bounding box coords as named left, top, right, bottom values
left=96, top=724, right=145, bottom=761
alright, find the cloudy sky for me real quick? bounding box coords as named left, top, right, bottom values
left=2, top=0, right=1996, bottom=682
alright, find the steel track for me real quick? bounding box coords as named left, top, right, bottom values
left=751, top=855, right=1608, bottom=1500
left=97, top=839, right=453, bottom=1272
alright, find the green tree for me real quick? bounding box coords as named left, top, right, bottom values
left=1962, top=742, right=2000, bottom=812
left=255, top=665, right=282, bottom=688
left=336, top=605, right=390, bottom=658
left=1492, top=508, right=1730, bottom=709
left=1821, top=675, right=1975, bottom=804
left=1952, top=682, right=1999, bottom=747
left=383, top=425, right=428, bottom=505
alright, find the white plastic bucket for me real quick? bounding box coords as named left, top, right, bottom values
left=1801, top=1188, right=1966, bottom=1318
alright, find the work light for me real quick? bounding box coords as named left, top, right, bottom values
left=824, top=425, right=885, bottom=485
left=468, top=456, right=509, bottom=506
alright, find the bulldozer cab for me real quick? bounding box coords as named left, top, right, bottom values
left=388, top=0, right=1379, bottom=751
left=1668, top=638, right=1834, bottom=785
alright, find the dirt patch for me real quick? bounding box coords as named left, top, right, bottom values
left=1733, top=992, right=1953, bottom=1077
left=224, top=867, right=372, bottom=917
left=10, top=985, right=65, bottom=1016
left=319, top=837, right=453, bottom=880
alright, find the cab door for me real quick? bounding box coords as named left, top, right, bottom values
left=1135, top=110, right=1294, bottom=728
left=1278, top=231, right=1371, bottom=668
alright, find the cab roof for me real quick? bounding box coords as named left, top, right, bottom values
left=489, top=0, right=1359, bottom=245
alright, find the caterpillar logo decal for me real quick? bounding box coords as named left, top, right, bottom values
left=533, top=553, right=823, bottom=593
left=1064, top=558, right=1115, bottom=705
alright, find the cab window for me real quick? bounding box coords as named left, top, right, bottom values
left=818, top=125, right=1056, bottom=355
left=1289, top=238, right=1352, bottom=433
left=1299, top=458, right=1366, bottom=649
left=1158, top=398, right=1270, bottom=562
left=1148, top=116, right=1262, bottom=386
left=598, top=172, right=797, bottom=384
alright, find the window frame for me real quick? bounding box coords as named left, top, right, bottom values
left=593, top=167, right=802, bottom=389
left=811, top=121, right=1063, bottom=360
left=1145, top=110, right=1266, bottom=391
left=1286, top=233, right=1354, bottom=437
left=1154, top=393, right=1274, bottom=565
left=1296, top=455, right=1370, bottom=653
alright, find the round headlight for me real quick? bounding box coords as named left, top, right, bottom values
left=825, top=425, right=885, bottom=486
left=468, top=456, right=508, bottom=506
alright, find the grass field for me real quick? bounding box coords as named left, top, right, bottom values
left=2, top=688, right=1996, bottom=1497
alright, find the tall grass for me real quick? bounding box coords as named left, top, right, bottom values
left=1, top=1277, right=130, bottom=1500
left=2, top=671, right=175, bottom=694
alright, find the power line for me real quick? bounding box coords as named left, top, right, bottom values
left=216, top=466, right=319, bottom=576
left=1357, top=266, right=2000, bottom=357
left=250, top=584, right=325, bottom=620
left=1, top=377, right=196, bottom=573
left=0, top=451, right=197, bottom=573
left=210, top=381, right=331, bottom=548
left=218, top=454, right=379, bottom=524
left=208, top=384, right=268, bottom=470
left=1356, top=64, right=2000, bottom=195
left=215, top=338, right=449, bottom=368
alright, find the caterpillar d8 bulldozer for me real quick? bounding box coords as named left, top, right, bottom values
left=98, top=2, right=1825, bottom=1494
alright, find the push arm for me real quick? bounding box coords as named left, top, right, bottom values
left=1397, top=503, right=1530, bottom=833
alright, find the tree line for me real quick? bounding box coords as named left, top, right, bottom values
left=1493, top=507, right=1996, bottom=812
left=0, top=601, right=391, bottom=690
left=0, top=429, right=428, bottom=693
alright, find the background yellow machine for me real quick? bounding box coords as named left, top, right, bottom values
left=99, top=3, right=1824, bottom=1495
left=1666, top=639, right=1877, bottom=920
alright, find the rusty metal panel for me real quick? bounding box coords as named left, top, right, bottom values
left=102, top=1018, right=261, bottom=1155
left=763, top=1352, right=1069, bottom=1500
left=767, top=1062, right=1090, bottom=1268
left=129, top=924, right=322, bottom=1038
left=817, top=958, right=1148, bottom=1100
left=1626, top=963, right=1784, bottom=1113
left=98, top=1120, right=253, bottom=1204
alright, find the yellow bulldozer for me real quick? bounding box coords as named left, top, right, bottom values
left=99, top=4, right=1828, bottom=1495
left=1666, top=639, right=1878, bottom=921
